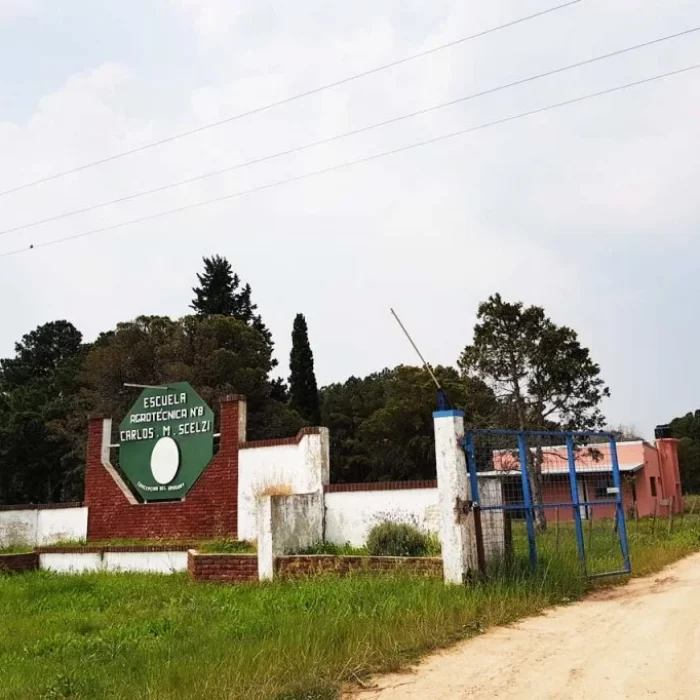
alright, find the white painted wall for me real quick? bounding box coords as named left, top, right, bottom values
left=36, top=508, right=88, bottom=546
left=0, top=510, right=37, bottom=548
left=0, top=507, right=88, bottom=547
left=39, top=551, right=188, bottom=574
left=40, top=552, right=102, bottom=573
left=103, top=551, right=188, bottom=573
left=324, top=488, right=439, bottom=547
left=238, top=429, right=329, bottom=541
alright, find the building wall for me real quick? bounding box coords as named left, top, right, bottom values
left=323, top=482, right=439, bottom=547
left=0, top=504, right=87, bottom=548
left=237, top=429, right=329, bottom=541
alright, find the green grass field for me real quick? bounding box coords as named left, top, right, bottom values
left=1, top=517, right=699, bottom=700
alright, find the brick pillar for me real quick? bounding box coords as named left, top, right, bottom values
left=84, top=416, right=108, bottom=505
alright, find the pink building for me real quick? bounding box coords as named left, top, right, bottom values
left=487, top=438, right=683, bottom=520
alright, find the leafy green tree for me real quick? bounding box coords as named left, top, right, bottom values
left=191, top=255, right=274, bottom=358
left=458, top=294, right=609, bottom=530
left=0, top=321, right=87, bottom=504
left=670, top=410, right=700, bottom=494
left=321, top=365, right=497, bottom=483
left=289, top=314, right=320, bottom=424
left=80, top=315, right=303, bottom=442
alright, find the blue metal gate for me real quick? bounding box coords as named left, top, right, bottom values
left=461, top=430, right=631, bottom=578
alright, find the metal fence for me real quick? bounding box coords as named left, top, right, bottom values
left=462, top=430, right=631, bottom=578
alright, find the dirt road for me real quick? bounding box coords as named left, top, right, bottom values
left=351, top=553, right=700, bottom=699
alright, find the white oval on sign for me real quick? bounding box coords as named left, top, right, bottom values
left=150, top=437, right=180, bottom=485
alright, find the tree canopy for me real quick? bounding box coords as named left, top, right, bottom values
left=670, top=410, right=700, bottom=494
left=0, top=321, right=87, bottom=504
left=321, top=365, right=498, bottom=483
left=459, top=294, right=609, bottom=529
left=80, top=314, right=303, bottom=442
left=191, top=255, right=274, bottom=359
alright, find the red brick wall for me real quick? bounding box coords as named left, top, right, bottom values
left=188, top=551, right=258, bottom=581
left=85, top=396, right=242, bottom=542
left=275, top=555, right=443, bottom=578
left=0, top=552, right=39, bottom=573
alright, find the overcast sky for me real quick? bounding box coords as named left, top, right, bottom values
left=1, top=0, right=699, bottom=438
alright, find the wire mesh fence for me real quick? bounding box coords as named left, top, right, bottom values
left=463, top=430, right=631, bottom=578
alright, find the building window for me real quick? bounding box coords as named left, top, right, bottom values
left=595, top=478, right=615, bottom=499
left=650, top=476, right=657, bottom=497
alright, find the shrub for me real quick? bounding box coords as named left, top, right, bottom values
left=292, top=541, right=368, bottom=556
left=366, top=522, right=432, bottom=557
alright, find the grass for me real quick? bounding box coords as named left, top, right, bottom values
left=1, top=518, right=699, bottom=700
left=0, top=545, right=34, bottom=555
left=0, top=539, right=256, bottom=554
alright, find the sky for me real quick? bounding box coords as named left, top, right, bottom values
left=1, top=0, right=699, bottom=439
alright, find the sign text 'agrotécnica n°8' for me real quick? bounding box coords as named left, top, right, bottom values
left=118, top=382, right=214, bottom=502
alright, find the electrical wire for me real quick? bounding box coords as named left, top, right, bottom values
left=0, top=1, right=581, bottom=198
left=2, top=24, right=697, bottom=238
left=1, top=62, right=697, bottom=259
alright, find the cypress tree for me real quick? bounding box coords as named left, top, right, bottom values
left=289, top=314, right=320, bottom=425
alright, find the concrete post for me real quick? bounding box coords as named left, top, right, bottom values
left=434, top=409, right=478, bottom=584
left=257, top=495, right=274, bottom=581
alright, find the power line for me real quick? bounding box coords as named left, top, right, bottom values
left=2, top=62, right=697, bottom=260
left=0, top=1, right=581, bottom=198
left=3, top=24, right=697, bottom=238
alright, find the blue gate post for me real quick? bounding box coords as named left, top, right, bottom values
left=463, top=434, right=480, bottom=508
left=516, top=434, right=538, bottom=568
left=565, top=435, right=586, bottom=568
left=609, top=437, right=632, bottom=573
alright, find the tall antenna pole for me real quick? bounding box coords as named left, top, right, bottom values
left=389, top=307, right=443, bottom=392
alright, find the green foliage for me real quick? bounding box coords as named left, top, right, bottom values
left=291, top=542, right=367, bottom=556
left=458, top=294, right=609, bottom=432
left=459, top=294, right=609, bottom=530
left=1, top=521, right=697, bottom=699
left=0, top=321, right=87, bottom=504
left=670, top=410, right=700, bottom=494
left=289, top=314, right=320, bottom=425
left=366, top=522, right=432, bottom=557
left=190, top=255, right=274, bottom=360
left=79, top=314, right=304, bottom=442
left=321, top=364, right=497, bottom=483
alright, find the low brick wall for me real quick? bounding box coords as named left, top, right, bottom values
left=188, top=551, right=258, bottom=582
left=0, top=552, right=39, bottom=573
left=275, top=555, right=443, bottom=578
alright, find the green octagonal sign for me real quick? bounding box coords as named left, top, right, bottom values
left=118, top=382, right=214, bottom=501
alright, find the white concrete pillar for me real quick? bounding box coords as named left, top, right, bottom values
left=256, top=495, right=274, bottom=581
left=434, top=409, right=478, bottom=584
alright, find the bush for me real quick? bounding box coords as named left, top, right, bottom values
left=366, top=522, right=432, bottom=557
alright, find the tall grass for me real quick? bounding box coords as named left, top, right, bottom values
left=1, top=518, right=699, bottom=700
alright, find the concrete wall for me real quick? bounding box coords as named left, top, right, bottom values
left=38, top=550, right=189, bottom=574
left=257, top=493, right=323, bottom=580
left=0, top=506, right=88, bottom=548
left=238, top=429, right=329, bottom=541
left=324, top=486, right=439, bottom=547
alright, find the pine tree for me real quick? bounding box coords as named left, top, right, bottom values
left=289, top=314, right=321, bottom=425
left=190, top=255, right=275, bottom=365
left=190, top=255, right=237, bottom=316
